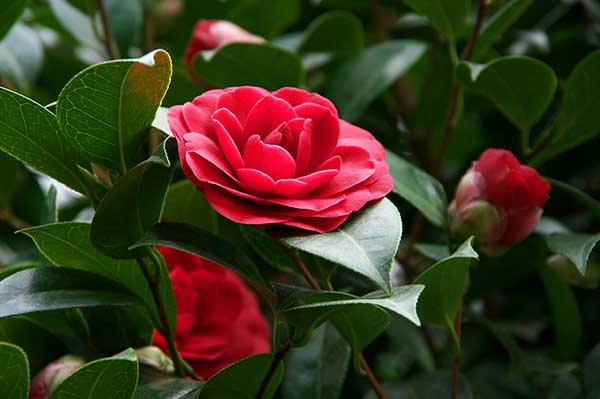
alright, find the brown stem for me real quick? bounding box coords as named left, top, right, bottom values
left=289, top=251, right=389, bottom=399
left=450, top=297, right=464, bottom=399
left=95, top=0, right=116, bottom=59
left=432, top=0, right=487, bottom=177
left=255, top=342, right=291, bottom=399
left=136, top=257, right=186, bottom=378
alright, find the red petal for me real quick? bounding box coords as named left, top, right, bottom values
left=338, top=120, right=385, bottom=161
left=295, top=103, right=339, bottom=170
left=213, top=118, right=245, bottom=171
left=243, top=95, right=297, bottom=140
left=273, top=179, right=311, bottom=197
left=212, top=107, right=244, bottom=149
left=237, top=168, right=275, bottom=195
left=273, top=87, right=338, bottom=117
left=500, top=207, right=543, bottom=245
left=519, top=165, right=551, bottom=207
left=243, top=135, right=296, bottom=180
left=216, top=86, right=269, bottom=126
left=312, top=146, right=375, bottom=197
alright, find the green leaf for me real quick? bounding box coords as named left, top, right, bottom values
left=40, top=185, right=58, bottom=225
left=194, top=43, right=304, bottom=91
left=365, top=371, right=473, bottom=399
left=400, top=0, right=470, bottom=42
left=584, top=342, right=600, bottom=393
left=414, top=243, right=449, bottom=261
left=91, top=140, right=174, bottom=258
left=240, top=225, right=296, bottom=273
left=326, top=40, right=426, bottom=122
left=131, top=222, right=268, bottom=288
left=283, top=286, right=423, bottom=367
left=0, top=88, right=87, bottom=194
left=0, top=23, right=44, bottom=91
left=282, top=198, right=402, bottom=294
left=0, top=0, right=27, bottom=40
left=0, top=150, right=19, bottom=210
left=49, top=348, right=139, bottom=399
left=385, top=150, right=448, bottom=227
left=457, top=56, right=557, bottom=133
left=545, top=233, right=600, bottom=276
left=414, top=238, right=478, bottom=338
left=298, top=11, right=364, bottom=57
left=0, top=267, right=142, bottom=319
left=539, top=264, right=581, bottom=359
left=23, top=309, right=90, bottom=355
left=545, top=177, right=600, bottom=221
left=283, top=323, right=350, bottom=399
left=531, top=50, right=600, bottom=165
left=163, top=180, right=219, bottom=233
left=228, top=0, right=300, bottom=38
left=21, top=222, right=169, bottom=331
left=56, top=49, right=172, bottom=173
left=134, top=366, right=202, bottom=399
left=0, top=342, right=29, bottom=399
left=105, top=0, right=142, bottom=57
left=472, top=0, right=535, bottom=60
left=198, top=353, right=284, bottom=399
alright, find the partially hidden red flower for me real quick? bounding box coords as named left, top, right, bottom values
left=168, top=86, right=393, bottom=233
left=152, top=246, right=270, bottom=380
left=449, top=148, right=551, bottom=253
left=29, top=355, right=85, bottom=399
left=184, top=20, right=264, bottom=76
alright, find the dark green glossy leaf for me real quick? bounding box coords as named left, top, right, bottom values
left=21, top=222, right=170, bottom=329
left=414, top=243, right=449, bottom=261
left=283, top=198, right=402, bottom=294
left=105, top=0, right=142, bottom=57
left=0, top=23, right=44, bottom=91
left=198, top=353, right=283, bottom=399
left=0, top=267, right=142, bottom=319
left=283, top=323, right=350, bottom=399
left=326, top=40, right=426, bottom=122
left=0, top=150, right=19, bottom=210
left=91, top=140, right=174, bottom=258
left=0, top=88, right=87, bottom=194
left=23, top=309, right=90, bottom=355
left=0, top=0, right=27, bottom=40
left=163, top=180, right=219, bottom=233
left=240, top=225, right=296, bottom=273
left=457, top=57, right=557, bottom=132
left=400, top=0, right=470, bottom=42
left=40, top=185, right=58, bottom=225
left=584, top=342, right=600, bottom=393
left=193, top=43, right=304, bottom=90
left=56, top=50, right=172, bottom=173
left=414, top=238, right=478, bottom=341
left=385, top=150, right=447, bottom=227
left=131, top=222, right=267, bottom=287
left=472, top=0, right=534, bottom=60
left=0, top=342, right=29, bottom=399
left=545, top=177, right=600, bottom=221
left=49, top=348, right=139, bottom=399
left=48, top=0, right=103, bottom=53
left=531, top=50, right=600, bottom=165
left=546, top=233, right=600, bottom=276
left=539, top=264, right=581, bottom=359
left=134, top=366, right=202, bottom=399
left=365, top=371, right=473, bottom=399
left=298, top=11, right=363, bottom=57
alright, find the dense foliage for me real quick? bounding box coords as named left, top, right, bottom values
left=0, top=0, right=599, bottom=398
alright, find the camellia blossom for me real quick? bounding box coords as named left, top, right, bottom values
left=152, top=247, right=270, bottom=380
left=449, top=148, right=551, bottom=253
left=168, top=86, right=393, bottom=233
left=184, top=20, right=264, bottom=75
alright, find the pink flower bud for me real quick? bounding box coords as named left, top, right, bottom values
left=449, top=149, right=550, bottom=254
left=29, top=355, right=85, bottom=399
left=184, top=20, right=264, bottom=79
left=135, top=346, right=174, bottom=373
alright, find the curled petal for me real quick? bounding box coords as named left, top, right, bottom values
left=273, top=87, right=338, bottom=117
left=216, top=86, right=269, bottom=126
left=243, top=135, right=296, bottom=180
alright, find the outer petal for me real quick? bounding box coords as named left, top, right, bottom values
left=216, top=86, right=269, bottom=127
left=338, top=120, right=386, bottom=161
left=243, top=95, right=297, bottom=140
left=500, top=207, right=543, bottom=245
left=295, top=103, right=339, bottom=170
left=273, top=87, right=338, bottom=117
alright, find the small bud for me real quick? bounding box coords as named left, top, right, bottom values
left=29, top=355, right=85, bottom=399
left=135, top=346, right=174, bottom=373
left=449, top=199, right=504, bottom=252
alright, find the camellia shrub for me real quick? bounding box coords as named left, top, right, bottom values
left=0, top=0, right=599, bottom=398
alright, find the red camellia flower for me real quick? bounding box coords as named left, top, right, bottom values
left=184, top=20, right=264, bottom=75
left=152, top=247, right=270, bottom=380
left=168, top=86, right=393, bottom=233
left=449, top=148, right=551, bottom=253
left=29, top=355, right=85, bottom=399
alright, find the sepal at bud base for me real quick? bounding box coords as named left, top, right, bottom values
left=449, top=199, right=505, bottom=254
left=135, top=346, right=174, bottom=373
left=29, top=355, right=85, bottom=399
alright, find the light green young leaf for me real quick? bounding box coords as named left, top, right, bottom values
left=57, top=50, right=172, bottom=173
left=49, top=349, right=139, bottom=399
left=546, top=233, right=600, bottom=276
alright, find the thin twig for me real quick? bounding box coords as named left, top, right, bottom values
left=450, top=297, right=464, bottom=399
left=289, top=251, right=389, bottom=399
left=255, top=342, right=291, bottom=399
left=95, top=0, right=116, bottom=59
left=136, top=257, right=186, bottom=378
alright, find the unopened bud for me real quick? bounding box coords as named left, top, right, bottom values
left=29, top=355, right=85, bottom=399
left=135, top=346, right=174, bottom=373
